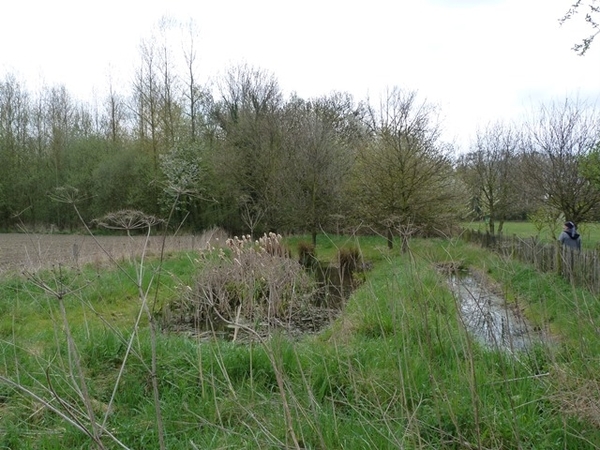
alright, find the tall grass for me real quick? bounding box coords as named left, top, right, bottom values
left=1, top=233, right=600, bottom=448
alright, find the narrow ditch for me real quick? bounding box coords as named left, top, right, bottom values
left=446, top=269, right=548, bottom=352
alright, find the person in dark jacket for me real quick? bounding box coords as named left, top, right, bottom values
left=558, top=221, right=581, bottom=250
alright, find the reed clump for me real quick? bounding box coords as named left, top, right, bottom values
left=174, top=232, right=316, bottom=334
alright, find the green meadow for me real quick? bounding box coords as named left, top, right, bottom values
left=463, top=220, right=600, bottom=249
left=1, top=233, right=600, bottom=449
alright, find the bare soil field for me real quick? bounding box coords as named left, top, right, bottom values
left=0, top=232, right=220, bottom=275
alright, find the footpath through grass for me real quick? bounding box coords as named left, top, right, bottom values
left=1, top=235, right=600, bottom=449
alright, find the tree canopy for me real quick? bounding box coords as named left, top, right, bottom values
left=0, top=21, right=599, bottom=242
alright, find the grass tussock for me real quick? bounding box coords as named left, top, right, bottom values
left=297, top=240, right=317, bottom=268
left=337, top=245, right=361, bottom=274
left=1, top=232, right=600, bottom=448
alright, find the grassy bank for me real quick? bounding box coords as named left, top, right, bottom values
left=1, top=235, right=599, bottom=448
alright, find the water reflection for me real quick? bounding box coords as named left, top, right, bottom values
left=449, top=273, right=542, bottom=352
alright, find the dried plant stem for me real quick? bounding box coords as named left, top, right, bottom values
left=56, top=295, right=104, bottom=447
left=25, top=270, right=106, bottom=449
left=0, top=375, right=131, bottom=449
left=75, top=202, right=167, bottom=449
left=130, top=225, right=167, bottom=450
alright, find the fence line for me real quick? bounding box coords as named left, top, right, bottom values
left=460, top=229, right=600, bottom=295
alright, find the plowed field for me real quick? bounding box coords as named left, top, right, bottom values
left=0, top=233, right=209, bottom=275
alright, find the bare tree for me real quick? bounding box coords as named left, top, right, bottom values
left=181, top=19, right=205, bottom=144
left=0, top=74, right=31, bottom=226
left=457, top=122, right=521, bottom=235
left=280, top=93, right=361, bottom=244
left=131, top=18, right=186, bottom=160
left=0, top=74, right=29, bottom=154
left=155, top=16, right=181, bottom=150
left=211, top=64, right=284, bottom=234
left=132, top=37, right=161, bottom=165
left=102, top=75, right=128, bottom=144
left=521, top=97, right=600, bottom=224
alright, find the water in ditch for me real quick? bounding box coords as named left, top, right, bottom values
left=448, top=271, right=547, bottom=352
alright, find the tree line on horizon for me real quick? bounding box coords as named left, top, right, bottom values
left=1, top=24, right=599, bottom=245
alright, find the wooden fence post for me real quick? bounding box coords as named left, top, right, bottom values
left=459, top=227, right=598, bottom=294
left=555, top=242, right=562, bottom=276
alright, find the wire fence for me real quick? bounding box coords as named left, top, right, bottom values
left=460, top=228, right=600, bottom=295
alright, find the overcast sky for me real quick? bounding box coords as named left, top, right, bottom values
left=1, top=0, right=599, bottom=151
